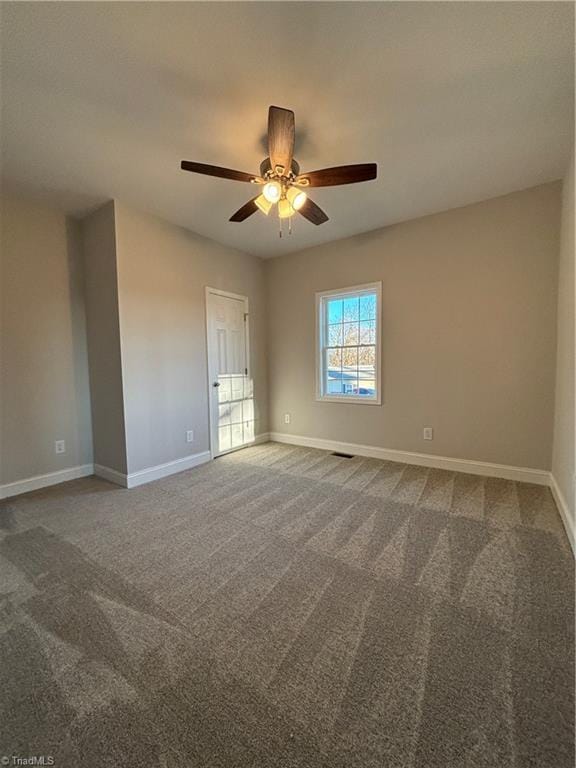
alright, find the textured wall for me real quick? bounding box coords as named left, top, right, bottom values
left=266, top=183, right=561, bottom=470
left=1, top=194, right=93, bottom=484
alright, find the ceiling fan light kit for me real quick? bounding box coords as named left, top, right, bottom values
left=286, top=186, right=307, bottom=211
left=254, top=194, right=273, bottom=215
left=277, top=197, right=293, bottom=220
left=180, top=106, right=377, bottom=234
left=262, top=180, right=282, bottom=204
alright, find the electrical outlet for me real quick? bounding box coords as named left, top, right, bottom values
left=186, top=430, right=194, bottom=443
left=423, top=427, right=433, bottom=441
left=283, top=413, right=291, bottom=425
left=54, top=440, right=66, bottom=454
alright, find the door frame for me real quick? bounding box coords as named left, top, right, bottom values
left=205, top=286, right=251, bottom=459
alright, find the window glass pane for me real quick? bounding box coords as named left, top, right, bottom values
left=342, top=378, right=359, bottom=395
left=231, top=375, right=244, bottom=400
left=343, top=296, right=359, bottom=322
left=243, top=420, right=255, bottom=443
left=218, top=403, right=231, bottom=426
left=358, top=345, right=375, bottom=367
left=327, top=377, right=344, bottom=395
left=231, top=422, right=244, bottom=447
left=327, top=298, right=343, bottom=324
left=326, top=348, right=343, bottom=394
left=342, top=345, right=358, bottom=395
left=342, top=346, right=358, bottom=374
left=342, top=322, right=359, bottom=346
left=358, top=345, right=376, bottom=396
left=359, top=320, right=375, bottom=344
left=218, top=375, right=231, bottom=403
left=360, top=293, right=376, bottom=320
left=242, top=398, right=254, bottom=423
left=328, top=323, right=343, bottom=346
left=357, top=384, right=375, bottom=397
left=218, top=425, right=232, bottom=452
left=327, top=347, right=342, bottom=369
left=230, top=400, right=243, bottom=424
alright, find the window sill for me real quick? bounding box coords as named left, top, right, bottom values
left=316, top=394, right=382, bottom=405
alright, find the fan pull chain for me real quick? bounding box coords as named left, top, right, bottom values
left=278, top=213, right=295, bottom=238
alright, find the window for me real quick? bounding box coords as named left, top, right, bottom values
left=316, top=282, right=381, bottom=404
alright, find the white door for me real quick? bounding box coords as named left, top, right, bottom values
left=206, top=288, right=255, bottom=457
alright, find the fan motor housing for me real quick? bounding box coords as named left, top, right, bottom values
left=260, top=157, right=300, bottom=178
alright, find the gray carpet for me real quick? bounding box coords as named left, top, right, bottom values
left=0, top=442, right=574, bottom=767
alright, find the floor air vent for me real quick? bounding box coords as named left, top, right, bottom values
left=331, top=451, right=354, bottom=459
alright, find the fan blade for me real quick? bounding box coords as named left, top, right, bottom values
left=268, top=106, right=295, bottom=174
left=229, top=197, right=259, bottom=222
left=181, top=161, right=257, bottom=183
left=298, top=163, right=377, bottom=187
left=298, top=198, right=329, bottom=225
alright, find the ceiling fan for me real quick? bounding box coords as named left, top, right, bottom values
left=180, top=106, right=377, bottom=233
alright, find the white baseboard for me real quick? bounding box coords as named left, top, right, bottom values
left=126, top=451, right=211, bottom=488
left=269, top=432, right=576, bottom=556
left=268, top=432, right=551, bottom=486
left=0, top=464, right=94, bottom=500
left=8, top=437, right=269, bottom=496
left=94, top=463, right=128, bottom=487
left=95, top=451, right=212, bottom=488
left=550, top=474, right=575, bottom=555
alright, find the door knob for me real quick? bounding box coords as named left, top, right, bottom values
left=213, top=382, right=221, bottom=387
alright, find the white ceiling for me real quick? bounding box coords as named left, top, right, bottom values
left=1, top=2, right=573, bottom=258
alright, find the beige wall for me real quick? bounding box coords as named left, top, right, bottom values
left=1, top=182, right=566, bottom=489
left=0, top=194, right=93, bottom=485
left=114, top=202, right=268, bottom=474
left=266, top=183, right=561, bottom=470
left=81, top=201, right=128, bottom=474
left=552, top=151, right=575, bottom=529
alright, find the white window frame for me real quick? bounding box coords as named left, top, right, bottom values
left=316, top=282, right=382, bottom=405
